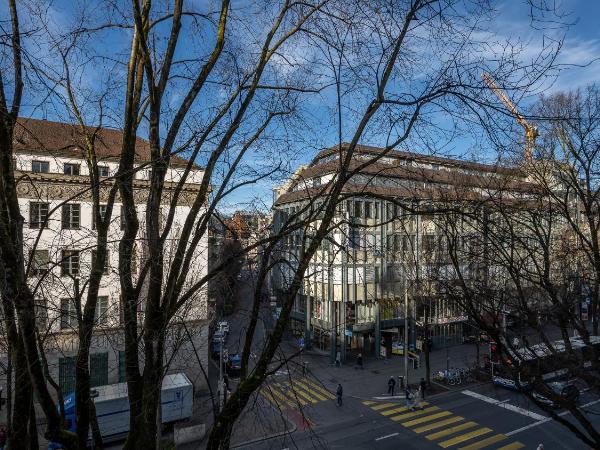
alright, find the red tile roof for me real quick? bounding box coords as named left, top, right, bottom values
left=13, top=117, right=191, bottom=167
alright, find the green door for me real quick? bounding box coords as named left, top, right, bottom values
left=59, top=356, right=76, bottom=395
left=90, top=352, right=109, bottom=387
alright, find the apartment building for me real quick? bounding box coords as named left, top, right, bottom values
left=271, top=143, right=546, bottom=361
left=7, top=117, right=209, bottom=394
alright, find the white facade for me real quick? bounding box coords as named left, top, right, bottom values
left=7, top=122, right=210, bottom=394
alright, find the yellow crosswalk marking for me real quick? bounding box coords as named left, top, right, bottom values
left=265, top=385, right=297, bottom=409
left=363, top=400, right=376, bottom=405
left=381, top=402, right=430, bottom=416
left=260, top=390, right=282, bottom=409
left=302, top=379, right=336, bottom=399
left=279, top=383, right=317, bottom=404
left=496, top=443, right=525, bottom=450
left=292, top=380, right=328, bottom=401
left=391, top=406, right=440, bottom=422
left=372, top=402, right=400, bottom=411
left=426, top=421, right=478, bottom=440
left=402, top=411, right=452, bottom=427
left=458, top=434, right=508, bottom=450
left=438, top=428, right=492, bottom=448
left=414, top=416, right=464, bottom=434
left=275, top=383, right=308, bottom=406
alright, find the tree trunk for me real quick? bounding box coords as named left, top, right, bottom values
left=424, top=304, right=431, bottom=385
left=75, top=338, right=92, bottom=449
left=27, top=397, right=38, bottom=450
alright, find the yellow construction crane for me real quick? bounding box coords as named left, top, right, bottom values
left=481, top=72, right=538, bottom=161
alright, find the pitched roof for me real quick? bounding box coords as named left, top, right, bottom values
left=312, top=143, right=521, bottom=176
left=13, top=117, right=191, bottom=167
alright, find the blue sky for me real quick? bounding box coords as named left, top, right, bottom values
left=225, top=1, right=600, bottom=211
left=13, top=1, right=600, bottom=213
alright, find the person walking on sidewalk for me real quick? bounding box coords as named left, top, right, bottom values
left=336, top=383, right=343, bottom=406
left=388, top=376, right=396, bottom=396
left=420, top=378, right=427, bottom=400
left=356, top=353, right=363, bottom=370
left=335, top=351, right=341, bottom=368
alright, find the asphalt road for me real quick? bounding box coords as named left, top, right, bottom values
left=232, top=374, right=600, bottom=450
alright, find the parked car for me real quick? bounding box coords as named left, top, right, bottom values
left=218, top=321, right=230, bottom=335
left=532, top=381, right=580, bottom=408
left=226, top=353, right=242, bottom=376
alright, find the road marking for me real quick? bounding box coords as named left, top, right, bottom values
left=381, top=402, right=429, bottom=416
left=375, top=432, right=399, bottom=441
left=275, top=383, right=308, bottom=406
left=372, top=402, right=399, bottom=411
left=373, top=395, right=405, bottom=400
left=426, top=421, right=478, bottom=440
left=402, top=410, right=452, bottom=427
left=391, top=406, right=439, bottom=422
left=505, top=398, right=600, bottom=436
left=438, top=427, right=492, bottom=448
left=363, top=400, right=376, bottom=405
left=282, top=383, right=318, bottom=404
left=264, top=385, right=296, bottom=409
left=462, top=390, right=547, bottom=421
left=458, top=433, right=508, bottom=450
left=414, top=416, right=464, bottom=434
left=497, top=443, right=525, bottom=450
left=291, top=380, right=327, bottom=401
left=302, top=379, right=336, bottom=399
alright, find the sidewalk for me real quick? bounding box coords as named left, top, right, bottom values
left=282, top=340, right=489, bottom=401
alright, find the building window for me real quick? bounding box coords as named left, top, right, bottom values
left=365, top=202, right=372, bottom=219
left=92, top=204, right=107, bottom=230
left=63, top=163, right=80, bottom=176
left=354, top=201, right=362, bottom=218
left=59, top=356, right=76, bottom=394
left=90, top=353, right=109, bottom=387
left=91, top=250, right=110, bottom=274
left=30, top=250, right=50, bottom=276
left=98, top=165, right=110, bottom=177
left=62, top=204, right=81, bottom=229
left=29, top=202, right=49, bottom=229
left=61, top=250, right=80, bottom=277
left=95, top=296, right=109, bottom=325
left=35, top=298, right=48, bottom=329
left=31, top=160, right=49, bottom=173
left=60, top=298, right=77, bottom=329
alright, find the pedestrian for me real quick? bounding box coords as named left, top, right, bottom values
left=388, top=376, right=396, bottom=396
left=335, top=351, right=341, bottom=368
left=356, top=353, right=363, bottom=370
left=405, top=385, right=413, bottom=410
left=420, top=378, right=427, bottom=400
left=336, top=383, right=343, bottom=406
left=415, top=385, right=424, bottom=410
left=0, top=425, right=7, bottom=450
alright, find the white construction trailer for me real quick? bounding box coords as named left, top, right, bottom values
left=48, top=373, right=194, bottom=448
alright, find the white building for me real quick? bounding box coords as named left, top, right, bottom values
left=7, top=117, right=209, bottom=394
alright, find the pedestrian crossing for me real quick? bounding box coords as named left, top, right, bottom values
left=260, top=376, right=337, bottom=411
left=364, top=400, right=525, bottom=449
